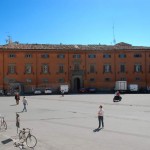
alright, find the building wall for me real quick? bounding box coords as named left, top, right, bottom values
left=0, top=47, right=150, bottom=93
left=0, top=50, right=4, bottom=89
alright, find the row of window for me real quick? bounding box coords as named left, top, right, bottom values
left=6, top=64, right=145, bottom=74
left=26, top=78, right=65, bottom=83
left=8, top=53, right=146, bottom=59
left=90, top=77, right=142, bottom=82
left=22, top=76, right=143, bottom=84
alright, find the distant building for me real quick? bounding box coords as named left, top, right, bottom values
left=0, top=42, right=150, bottom=93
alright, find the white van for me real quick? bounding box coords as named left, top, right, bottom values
left=60, top=85, right=69, bottom=93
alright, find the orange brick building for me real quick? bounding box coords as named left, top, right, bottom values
left=0, top=42, right=150, bottom=94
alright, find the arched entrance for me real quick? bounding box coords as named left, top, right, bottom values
left=74, top=77, right=81, bottom=91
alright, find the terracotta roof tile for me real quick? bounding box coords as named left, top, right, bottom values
left=0, top=42, right=150, bottom=51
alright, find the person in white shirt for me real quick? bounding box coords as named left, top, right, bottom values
left=22, top=96, right=28, bottom=112
left=98, top=105, right=104, bottom=129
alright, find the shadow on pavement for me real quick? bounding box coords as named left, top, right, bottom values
left=10, top=104, right=17, bottom=106
left=93, top=128, right=102, bottom=132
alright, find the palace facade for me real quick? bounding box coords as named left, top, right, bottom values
left=0, top=42, right=150, bottom=94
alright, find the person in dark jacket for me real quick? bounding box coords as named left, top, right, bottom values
left=15, top=93, right=20, bottom=105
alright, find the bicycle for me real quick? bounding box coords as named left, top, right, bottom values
left=18, top=128, right=37, bottom=148
left=0, top=115, right=7, bottom=131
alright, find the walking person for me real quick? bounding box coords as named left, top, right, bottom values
left=61, top=90, right=64, bottom=97
left=16, top=113, right=20, bottom=133
left=15, top=93, right=20, bottom=105
left=22, top=96, right=28, bottom=112
left=98, top=105, right=104, bottom=129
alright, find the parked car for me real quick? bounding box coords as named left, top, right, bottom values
left=44, top=88, right=52, bottom=94
left=34, top=89, right=42, bottom=94
left=0, top=90, right=4, bottom=95
left=87, top=87, right=97, bottom=93
left=79, top=88, right=87, bottom=93
left=6, top=92, right=11, bottom=96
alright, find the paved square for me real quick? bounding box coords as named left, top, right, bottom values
left=0, top=94, right=150, bottom=150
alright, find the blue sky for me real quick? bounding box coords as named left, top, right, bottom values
left=0, top=0, right=150, bottom=46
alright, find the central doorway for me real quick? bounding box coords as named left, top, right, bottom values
left=74, top=77, right=81, bottom=91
